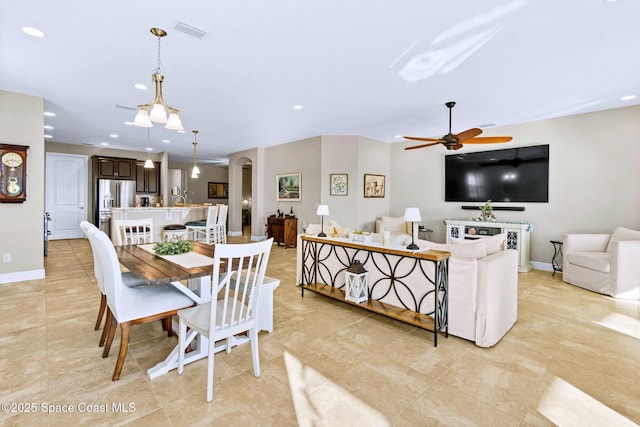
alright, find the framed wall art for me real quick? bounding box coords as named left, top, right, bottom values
left=330, top=173, right=348, bottom=196
left=364, top=174, right=385, bottom=198
left=208, top=182, right=228, bottom=198
left=276, top=172, right=301, bottom=201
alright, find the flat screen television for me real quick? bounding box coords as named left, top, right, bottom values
left=445, top=145, right=549, bottom=203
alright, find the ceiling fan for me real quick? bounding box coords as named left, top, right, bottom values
left=404, top=101, right=513, bottom=151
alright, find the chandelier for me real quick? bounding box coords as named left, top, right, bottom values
left=191, top=130, right=200, bottom=178
left=133, top=28, right=183, bottom=131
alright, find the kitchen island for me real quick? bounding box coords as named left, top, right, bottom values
left=111, top=205, right=209, bottom=243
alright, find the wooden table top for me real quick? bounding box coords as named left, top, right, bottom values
left=115, top=241, right=215, bottom=286
left=301, top=235, right=450, bottom=262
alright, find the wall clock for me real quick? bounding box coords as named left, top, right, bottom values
left=0, top=144, right=29, bottom=203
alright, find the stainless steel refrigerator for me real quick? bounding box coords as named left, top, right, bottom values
left=95, top=179, right=136, bottom=236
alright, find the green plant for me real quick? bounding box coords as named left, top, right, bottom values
left=153, top=240, right=193, bottom=255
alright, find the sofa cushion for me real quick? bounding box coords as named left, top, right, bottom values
left=428, top=240, right=487, bottom=259
left=380, top=216, right=408, bottom=233
left=606, top=227, right=640, bottom=253
left=567, top=251, right=611, bottom=273
left=305, top=223, right=333, bottom=235
left=484, top=233, right=507, bottom=255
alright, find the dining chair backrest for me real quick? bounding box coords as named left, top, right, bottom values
left=205, top=206, right=219, bottom=227
left=113, top=218, right=154, bottom=246
left=80, top=220, right=104, bottom=292
left=216, top=205, right=228, bottom=225
left=91, top=229, right=129, bottom=320
left=210, top=238, right=273, bottom=337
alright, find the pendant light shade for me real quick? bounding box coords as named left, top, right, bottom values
left=144, top=128, right=155, bottom=168
left=191, top=130, right=200, bottom=179
left=132, top=28, right=183, bottom=131
left=144, top=158, right=154, bottom=169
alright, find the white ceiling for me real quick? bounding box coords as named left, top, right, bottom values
left=2, top=0, right=639, bottom=163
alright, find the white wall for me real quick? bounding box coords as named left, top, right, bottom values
left=390, top=104, right=640, bottom=264
left=0, top=90, right=45, bottom=282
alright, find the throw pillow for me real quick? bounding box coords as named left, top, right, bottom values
left=605, top=227, right=640, bottom=253
left=484, top=233, right=506, bottom=255
left=381, top=216, right=406, bottom=233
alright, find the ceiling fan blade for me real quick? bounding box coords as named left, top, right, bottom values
left=464, top=136, right=513, bottom=144
left=454, top=128, right=483, bottom=142
left=403, top=136, right=444, bottom=142
left=404, top=141, right=442, bottom=150
left=453, top=143, right=464, bottom=150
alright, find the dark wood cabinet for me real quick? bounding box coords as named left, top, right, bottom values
left=94, top=156, right=136, bottom=180
left=267, top=216, right=297, bottom=248
left=135, top=162, right=160, bottom=194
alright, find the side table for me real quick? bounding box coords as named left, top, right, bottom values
left=418, top=226, right=433, bottom=241
left=550, top=240, right=563, bottom=276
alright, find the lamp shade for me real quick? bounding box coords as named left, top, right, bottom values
left=143, top=158, right=154, bottom=169
left=165, top=112, right=184, bottom=131
left=404, top=207, right=421, bottom=222
left=133, top=108, right=153, bottom=128
left=316, top=204, right=330, bottom=216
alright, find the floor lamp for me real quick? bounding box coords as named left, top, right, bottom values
left=317, top=205, right=329, bottom=237
left=404, top=207, right=421, bottom=250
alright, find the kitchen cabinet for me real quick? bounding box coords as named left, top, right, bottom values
left=94, top=156, right=136, bottom=180
left=135, top=162, right=160, bottom=194
left=267, top=216, right=297, bottom=248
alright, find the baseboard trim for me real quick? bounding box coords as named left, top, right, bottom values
left=227, top=231, right=242, bottom=237
left=251, top=235, right=267, bottom=242
left=0, top=268, right=45, bottom=285
left=530, top=261, right=555, bottom=272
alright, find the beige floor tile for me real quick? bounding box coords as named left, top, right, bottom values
left=1, top=234, right=638, bottom=426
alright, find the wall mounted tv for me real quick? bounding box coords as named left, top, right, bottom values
left=445, top=145, right=549, bottom=203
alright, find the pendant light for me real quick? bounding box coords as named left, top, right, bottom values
left=144, top=128, right=154, bottom=168
left=132, top=28, right=184, bottom=131
left=191, top=130, right=200, bottom=178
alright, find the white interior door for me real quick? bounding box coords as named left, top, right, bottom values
left=46, top=152, right=88, bottom=240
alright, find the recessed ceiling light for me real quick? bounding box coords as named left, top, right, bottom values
left=395, top=135, right=403, bottom=138
left=134, top=83, right=148, bottom=90
left=620, top=95, right=636, bottom=101
left=162, top=139, right=170, bottom=143
left=293, top=105, right=303, bottom=110
left=177, top=130, right=185, bottom=134
left=44, top=111, right=56, bottom=117
left=100, top=142, right=109, bottom=146
left=124, top=121, right=134, bottom=126
left=109, top=134, right=119, bottom=138
left=22, top=27, right=46, bottom=38
left=44, top=125, right=53, bottom=130
left=44, top=134, right=52, bottom=139
left=145, top=147, right=153, bottom=151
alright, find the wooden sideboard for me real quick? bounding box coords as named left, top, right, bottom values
left=267, top=216, right=297, bottom=248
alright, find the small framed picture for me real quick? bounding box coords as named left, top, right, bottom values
left=364, top=174, right=385, bottom=198
left=330, top=174, right=348, bottom=196
left=276, top=172, right=301, bottom=201
left=208, top=182, right=228, bottom=198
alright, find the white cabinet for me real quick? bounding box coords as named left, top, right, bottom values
left=445, top=219, right=533, bottom=272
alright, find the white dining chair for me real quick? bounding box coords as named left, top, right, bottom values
left=113, top=218, right=154, bottom=246
left=177, top=238, right=274, bottom=402
left=90, top=229, right=195, bottom=381
left=80, top=221, right=148, bottom=343
left=212, top=204, right=228, bottom=244
left=186, top=206, right=218, bottom=244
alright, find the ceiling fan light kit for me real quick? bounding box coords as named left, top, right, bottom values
left=132, top=28, right=184, bottom=131
left=404, top=101, right=512, bottom=151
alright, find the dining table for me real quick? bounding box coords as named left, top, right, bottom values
left=114, top=241, right=280, bottom=379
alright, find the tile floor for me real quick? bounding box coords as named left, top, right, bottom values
left=1, top=235, right=639, bottom=426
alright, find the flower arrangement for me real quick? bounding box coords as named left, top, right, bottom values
left=479, top=199, right=496, bottom=221
left=153, top=240, right=193, bottom=255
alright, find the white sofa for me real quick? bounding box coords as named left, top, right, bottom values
left=296, top=231, right=519, bottom=347
left=562, top=227, right=640, bottom=300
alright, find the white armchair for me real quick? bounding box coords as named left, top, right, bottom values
left=562, top=227, right=640, bottom=300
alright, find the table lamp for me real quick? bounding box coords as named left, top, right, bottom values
left=317, top=204, right=330, bottom=237
left=404, top=207, right=421, bottom=250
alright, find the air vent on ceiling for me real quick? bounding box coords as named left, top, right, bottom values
left=174, top=21, right=208, bottom=39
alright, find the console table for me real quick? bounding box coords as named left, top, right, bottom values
left=299, top=235, right=450, bottom=346
left=444, top=219, right=533, bottom=272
